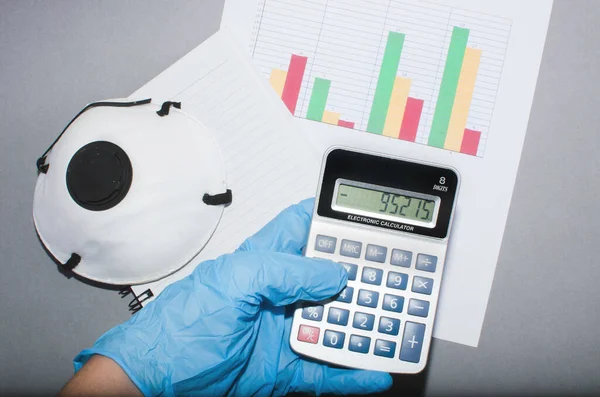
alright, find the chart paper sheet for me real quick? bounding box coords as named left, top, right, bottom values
left=222, top=0, right=553, bottom=347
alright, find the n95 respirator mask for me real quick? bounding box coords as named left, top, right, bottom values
left=33, top=99, right=231, bottom=285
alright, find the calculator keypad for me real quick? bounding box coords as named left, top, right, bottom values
left=340, top=239, right=362, bottom=258
left=327, top=307, right=350, bottom=326
left=378, top=316, right=401, bottom=335
left=349, top=335, right=371, bottom=354
left=374, top=339, right=396, bottom=358
left=336, top=286, right=354, bottom=303
left=361, top=267, right=383, bottom=285
left=357, top=289, right=379, bottom=308
left=382, top=294, right=404, bottom=313
left=416, top=254, right=437, bottom=272
left=296, top=232, right=442, bottom=370
left=365, top=244, right=387, bottom=263
left=353, top=312, right=375, bottom=330
left=323, top=330, right=345, bottom=349
left=340, top=262, right=358, bottom=280
left=301, top=305, right=324, bottom=321
left=412, top=276, right=434, bottom=295
left=390, top=249, right=412, bottom=267
left=386, top=271, right=408, bottom=290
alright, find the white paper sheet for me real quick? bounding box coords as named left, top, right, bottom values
left=222, top=0, right=553, bottom=347
left=130, top=30, right=319, bottom=301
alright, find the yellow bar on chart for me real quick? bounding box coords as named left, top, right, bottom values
left=269, top=69, right=288, bottom=97
left=383, top=77, right=412, bottom=138
left=444, top=48, right=482, bottom=151
left=322, top=110, right=341, bottom=125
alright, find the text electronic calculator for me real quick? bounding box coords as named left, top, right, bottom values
left=290, top=147, right=460, bottom=374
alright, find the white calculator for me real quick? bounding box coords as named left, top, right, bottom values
left=290, top=147, right=460, bottom=374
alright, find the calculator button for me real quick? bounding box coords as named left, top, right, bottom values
left=301, top=305, right=324, bottom=321
left=297, top=325, right=320, bottom=344
left=390, top=249, right=412, bottom=267
left=382, top=294, right=404, bottom=313
left=374, top=339, right=396, bottom=358
left=348, top=335, right=371, bottom=354
left=327, top=307, right=350, bottom=326
left=323, top=330, right=345, bottom=349
left=340, top=239, right=362, bottom=258
left=335, top=286, right=354, bottom=303
left=378, top=316, right=400, bottom=336
left=400, top=322, right=426, bottom=363
left=361, top=267, right=383, bottom=285
left=340, top=262, right=358, bottom=281
left=408, top=299, right=430, bottom=318
left=357, top=289, right=379, bottom=308
left=412, top=276, right=434, bottom=295
left=386, top=271, right=408, bottom=290
left=365, top=244, right=387, bottom=263
left=416, top=254, right=437, bottom=272
left=352, top=312, right=375, bottom=331
left=315, top=235, right=336, bottom=254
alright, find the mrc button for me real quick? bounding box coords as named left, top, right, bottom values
left=315, top=235, right=337, bottom=254
left=340, top=239, right=362, bottom=258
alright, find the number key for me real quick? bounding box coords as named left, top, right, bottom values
left=382, top=294, right=404, bottom=313
left=340, top=262, right=358, bottom=281
left=335, top=286, right=354, bottom=303
left=361, top=267, right=383, bottom=285
left=357, top=289, right=379, bottom=308
left=378, top=316, right=400, bottom=336
left=323, top=330, right=345, bottom=349
left=386, top=271, right=408, bottom=290
left=327, top=307, right=350, bottom=326
left=352, top=312, right=375, bottom=331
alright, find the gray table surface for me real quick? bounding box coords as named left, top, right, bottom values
left=1, top=1, right=599, bottom=395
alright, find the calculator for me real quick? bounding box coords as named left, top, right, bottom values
left=290, top=147, right=460, bottom=374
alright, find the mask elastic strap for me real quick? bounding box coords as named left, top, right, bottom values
left=36, top=98, right=152, bottom=174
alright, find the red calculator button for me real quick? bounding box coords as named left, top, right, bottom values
left=298, top=325, right=320, bottom=344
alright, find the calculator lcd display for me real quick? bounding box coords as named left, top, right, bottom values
left=335, top=183, right=437, bottom=223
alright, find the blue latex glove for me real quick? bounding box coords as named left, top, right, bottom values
left=74, top=198, right=393, bottom=396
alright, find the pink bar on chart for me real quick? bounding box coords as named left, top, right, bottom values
left=337, top=120, right=355, bottom=129
left=281, top=54, right=308, bottom=115
left=460, top=128, right=481, bottom=155
left=399, top=97, right=424, bottom=142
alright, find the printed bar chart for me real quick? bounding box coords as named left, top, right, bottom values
left=429, top=27, right=470, bottom=148
left=250, top=0, right=511, bottom=157
left=383, top=77, right=411, bottom=138
left=281, top=54, right=308, bottom=115
left=460, top=128, right=481, bottom=155
left=338, top=120, right=355, bottom=129
left=269, top=69, right=287, bottom=97
left=322, top=110, right=341, bottom=125
left=399, top=98, right=424, bottom=142
left=367, top=32, right=406, bottom=135
left=306, top=78, right=331, bottom=122
left=444, top=48, right=482, bottom=151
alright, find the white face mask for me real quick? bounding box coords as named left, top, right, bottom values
left=33, top=99, right=230, bottom=285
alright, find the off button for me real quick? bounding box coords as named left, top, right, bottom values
left=315, top=235, right=337, bottom=254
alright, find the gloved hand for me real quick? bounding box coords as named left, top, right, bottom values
left=74, top=198, right=393, bottom=396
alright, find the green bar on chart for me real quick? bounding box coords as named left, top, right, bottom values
left=367, top=31, right=406, bottom=134
left=306, top=78, right=331, bottom=121
left=428, top=26, right=470, bottom=147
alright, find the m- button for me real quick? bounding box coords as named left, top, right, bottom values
left=315, top=235, right=337, bottom=254
left=365, top=244, right=387, bottom=263
left=340, top=239, right=362, bottom=258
